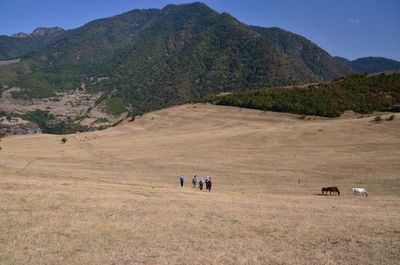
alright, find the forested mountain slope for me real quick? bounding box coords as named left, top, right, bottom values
left=335, top=56, right=400, bottom=73
left=0, top=2, right=352, bottom=116
left=0, top=27, right=66, bottom=60
left=200, top=72, right=400, bottom=117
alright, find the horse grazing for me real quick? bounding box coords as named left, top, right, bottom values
left=329, top=186, right=340, bottom=196
left=352, top=188, right=368, bottom=197
left=321, top=187, right=340, bottom=196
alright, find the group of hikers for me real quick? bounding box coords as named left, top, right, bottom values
left=179, top=175, right=213, bottom=191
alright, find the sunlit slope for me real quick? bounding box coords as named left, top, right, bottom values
left=1, top=104, right=399, bottom=264
left=1, top=103, right=399, bottom=195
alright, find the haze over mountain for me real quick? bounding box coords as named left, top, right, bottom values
left=0, top=2, right=352, bottom=119
left=335, top=56, right=400, bottom=74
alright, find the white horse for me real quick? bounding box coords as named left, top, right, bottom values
left=352, top=188, right=368, bottom=197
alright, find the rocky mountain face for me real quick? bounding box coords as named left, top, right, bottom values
left=335, top=56, right=400, bottom=73
left=31, top=27, right=65, bottom=38
left=10, top=33, right=30, bottom=38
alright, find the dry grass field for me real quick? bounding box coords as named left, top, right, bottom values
left=0, top=103, right=399, bottom=264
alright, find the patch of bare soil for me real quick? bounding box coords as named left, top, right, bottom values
left=0, top=87, right=121, bottom=123
left=0, top=59, right=21, bottom=68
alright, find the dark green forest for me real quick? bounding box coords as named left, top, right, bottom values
left=20, top=109, right=89, bottom=134
left=199, top=72, right=400, bottom=117
left=0, top=3, right=352, bottom=116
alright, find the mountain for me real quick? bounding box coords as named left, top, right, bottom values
left=0, top=27, right=66, bottom=60
left=251, top=27, right=353, bottom=81
left=334, top=56, right=351, bottom=65
left=335, top=56, right=400, bottom=73
left=0, top=2, right=352, bottom=118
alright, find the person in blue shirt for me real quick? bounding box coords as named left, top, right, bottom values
left=180, top=175, right=184, bottom=187
left=192, top=175, right=198, bottom=189
left=199, top=178, right=204, bottom=190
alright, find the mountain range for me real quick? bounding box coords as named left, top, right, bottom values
left=0, top=27, right=66, bottom=61
left=0, top=2, right=356, bottom=118
left=335, top=56, right=400, bottom=74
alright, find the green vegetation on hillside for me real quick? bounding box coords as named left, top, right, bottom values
left=21, top=109, right=88, bottom=134
left=0, top=3, right=352, bottom=117
left=92, top=117, right=110, bottom=124
left=200, top=72, right=400, bottom=117
left=106, top=97, right=129, bottom=116
left=0, top=84, right=5, bottom=96
left=0, top=27, right=66, bottom=60
left=251, top=27, right=353, bottom=81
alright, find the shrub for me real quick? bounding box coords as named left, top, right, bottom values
left=92, top=117, right=109, bottom=124
left=112, top=119, right=124, bottom=127
left=106, top=97, right=128, bottom=116
left=61, top=137, right=67, bottom=144
left=374, top=116, right=382, bottom=122
left=387, top=115, right=395, bottom=121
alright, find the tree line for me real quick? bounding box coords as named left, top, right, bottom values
left=199, top=72, right=400, bottom=117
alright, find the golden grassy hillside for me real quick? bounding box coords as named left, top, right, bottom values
left=0, top=104, right=399, bottom=264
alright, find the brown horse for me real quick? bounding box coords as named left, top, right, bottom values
left=321, top=187, right=340, bottom=196
left=329, top=186, right=340, bottom=196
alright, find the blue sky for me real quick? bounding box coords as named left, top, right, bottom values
left=0, top=0, right=399, bottom=60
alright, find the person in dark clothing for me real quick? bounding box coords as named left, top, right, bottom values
left=199, top=178, right=204, bottom=190
left=180, top=175, right=184, bottom=187
left=208, top=177, right=213, bottom=192
left=205, top=176, right=209, bottom=190
left=192, top=175, right=198, bottom=189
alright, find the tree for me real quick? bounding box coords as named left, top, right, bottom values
left=61, top=137, right=67, bottom=144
